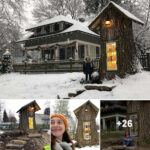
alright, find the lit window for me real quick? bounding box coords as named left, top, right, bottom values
left=106, top=42, right=117, bottom=71
left=83, top=122, right=91, bottom=140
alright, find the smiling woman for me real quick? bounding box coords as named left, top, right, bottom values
left=51, top=114, right=75, bottom=150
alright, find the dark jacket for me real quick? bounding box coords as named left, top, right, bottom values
left=83, top=61, right=94, bottom=74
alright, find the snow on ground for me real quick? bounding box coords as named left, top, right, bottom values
left=76, top=145, right=100, bottom=150
left=0, top=71, right=150, bottom=99
left=0, top=130, right=4, bottom=135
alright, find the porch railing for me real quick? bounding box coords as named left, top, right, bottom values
left=13, top=58, right=100, bottom=73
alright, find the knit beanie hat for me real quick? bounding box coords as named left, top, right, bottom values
left=51, top=113, right=68, bottom=129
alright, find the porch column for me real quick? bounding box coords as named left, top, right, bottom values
left=84, top=45, right=88, bottom=57
left=55, top=46, right=59, bottom=60
left=116, top=116, right=119, bottom=131
left=75, top=41, right=79, bottom=60
left=102, top=118, right=106, bottom=130
left=88, top=45, right=90, bottom=56
left=24, top=48, right=27, bottom=61
left=38, top=48, right=42, bottom=62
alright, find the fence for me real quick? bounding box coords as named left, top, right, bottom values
left=13, top=58, right=100, bottom=73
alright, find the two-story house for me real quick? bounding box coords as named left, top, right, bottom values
left=19, top=15, right=100, bottom=63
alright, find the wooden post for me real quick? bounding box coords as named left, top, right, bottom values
left=70, top=57, right=72, bottom=72
left=75, top=42, right=79, bottom=60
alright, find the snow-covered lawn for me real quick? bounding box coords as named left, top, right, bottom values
left=0, top=71, right=150, bottom=99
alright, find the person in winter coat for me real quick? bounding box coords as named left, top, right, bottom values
left=83, top=56, right=94, bottom=82
left=123, top=130, right=134, bottom=147
left=51, top=114, right=75, bottom=150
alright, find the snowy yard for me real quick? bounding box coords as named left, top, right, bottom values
left=0, top=71, right=150, bottom=99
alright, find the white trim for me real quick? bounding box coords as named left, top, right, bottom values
left=101, top=114, right=126, bottom=119
left=25, top=39, right=100, bottom=50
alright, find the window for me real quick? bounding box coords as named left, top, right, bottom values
left=78, top=45, right=85, bottom=59
left=129, top=114, right=138, bottom=136
left=96, top=47, right=100, bottom=58
left=83, top=122, right=91, bottom=140
left=36, top=27, right=41, bottom=35
left=28, top=117, right=34, bottom=129
left=44, top=25, right=50, bottom=33
left=59, top=47, right=66, bottom=60
left=54, top=23, right=60, bottom=32
left=106, top=42, right=117, bottom=71
left=67, top=46, right=75, bottom=59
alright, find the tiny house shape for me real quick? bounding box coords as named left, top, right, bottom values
left=74, top=100, right=99, bottom=147
left=89, top=1, right=144, bottom=79
left=17, top=100, right=40, bottom=131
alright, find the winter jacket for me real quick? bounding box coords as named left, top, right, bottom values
left=123, top=136, right=134, bottom=146
left=83, top=61, right=94, bottom=74
left=53, top=139, right=73, bottom=150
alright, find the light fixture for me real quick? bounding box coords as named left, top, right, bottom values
left=105, top=14, right=111, bottom=25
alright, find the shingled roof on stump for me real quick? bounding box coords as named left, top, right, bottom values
left=17, top=100, right=40, bottom=131
left=89, top=1, right=144, bottom=80
left=74, top=100, right=99, bottom=147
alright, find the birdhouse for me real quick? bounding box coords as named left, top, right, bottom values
left=74, top=100, right=99, bottom=147
left=17, top=100, right=40, bottom=131
left=89, top=1, right=144, bottom=79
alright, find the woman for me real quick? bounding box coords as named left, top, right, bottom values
left=51, top=113, right=75, bottom=150
left=123, top=130, right=134, bottom=147
left=83, top=56, right=94, bottom=83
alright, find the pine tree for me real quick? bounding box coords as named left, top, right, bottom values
left=3, top=110, right=9, bottom=122
left=1, top=49, right=13, bottom=73
left=44, top=107, right=50, bottom=115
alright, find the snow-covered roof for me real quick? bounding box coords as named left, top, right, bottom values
left=26, top=15, right=99, bottom=37
left=89, top=1, right=144, bottom=27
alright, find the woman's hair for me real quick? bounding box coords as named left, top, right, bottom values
left=51, top=130, right=75, bottom=150
left=85, top=56, right=91, bottom=62
left=125, top=130, right=130, bottom=136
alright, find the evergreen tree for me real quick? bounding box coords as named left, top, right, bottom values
left=44, top=107, right=50, bottom=115
left=1, top=49, right=13, bottom=73
left=3, top=110, right=9, bottom=122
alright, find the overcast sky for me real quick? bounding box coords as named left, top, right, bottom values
left=0, top=99, right=50, bottom=121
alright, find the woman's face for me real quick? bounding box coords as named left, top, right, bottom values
left=51, top=117, right=65, bottom=140
left=126, top=131, right=129, bottom=136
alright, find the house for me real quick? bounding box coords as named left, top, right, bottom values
left=35, top=113, right=49, bottom=125
left=19, top=15, right=100, bottom=62
left=17, top=100, right=40, bottom=131
left=101, top=101, right=126, bottom=131
left=89, top=1, right=144, bottom=79
left=74, top=100, right=99, bottom=147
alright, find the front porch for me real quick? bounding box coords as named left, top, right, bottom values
left=24, top=40, right=100, bottom=63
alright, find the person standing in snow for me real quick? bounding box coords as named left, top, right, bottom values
left=51, top=114, right=75, bottom=150
left=83, top=56, right=94, bottom=83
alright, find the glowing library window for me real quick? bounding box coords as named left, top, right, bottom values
left=83, top=122, right=91, bottom=140
left=29, top=117, right=34, bottom=129
left=106, top=42, right=117, bottom=71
